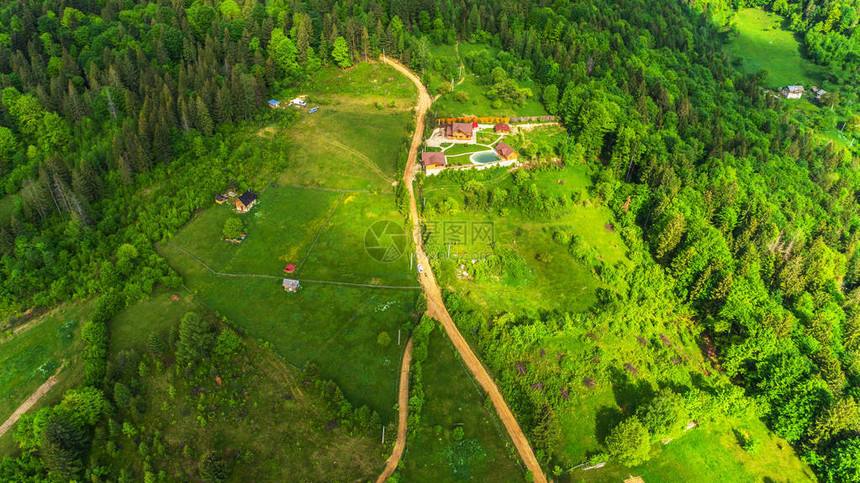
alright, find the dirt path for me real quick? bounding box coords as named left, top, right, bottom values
left=0, top=366, right=62, bottom=438
left=382, top=57, right=547, bottom=483
left=376, top=338, right=413, bottom=483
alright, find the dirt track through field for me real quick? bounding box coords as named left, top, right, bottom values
left=0, top=366, right=62, bottom=438
left=376, top=338, right=413, bottom=482
left=381, top=57, right=547, bottom=483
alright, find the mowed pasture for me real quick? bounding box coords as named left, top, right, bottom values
left=401, top=329, right=523, bottom=482
left=167, top=188, right=415, bottom=286
left=725, top=8, right=825, bottom=88
left=270, top=62, right=416, bottom=191
left=161, top=244, right=417, bottom=421
left=162, top=63, right=420, bottom=420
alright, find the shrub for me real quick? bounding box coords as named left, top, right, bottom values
left=377, top=331, right=391, bottom=347
left=454, top=91, right=468, bottom=103
left=222, top=217, right=243, bottom=239
left=605, top=416, right=651, bottom=466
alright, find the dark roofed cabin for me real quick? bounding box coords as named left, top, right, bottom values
left=235, top=190, right=258, bottom=213
left=494, top=124, right=511, bottom=133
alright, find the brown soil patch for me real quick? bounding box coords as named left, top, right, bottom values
left=624, top=363, right=639, bottom=376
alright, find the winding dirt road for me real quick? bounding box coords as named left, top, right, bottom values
left=0, top=366, right=62, bottom=438
left=376, top=339, right=413, bottom=483
left=382, top=57, right=547, bottom=483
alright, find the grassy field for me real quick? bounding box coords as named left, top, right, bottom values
left=101, top=291, right=384, bottom=481
left=0, top=304, right=91, bottom=423
left=401, top=328, right=524, bottom=482
left=423, top=165, right=627, bottom=315
left=161, top=244, right=417, bottom=422
left=725, top=8, right=825, bottom=88
left=422, top=151, right=814, bottom=479
left=571, top=415, right=813, bottom=482
left=268, top=63, right=415, bottom=191
left=0, top=304, right=92, bottom=455
left=161, top=62, right=421, bottom=422
left=427, top=43, right=549, bottom=118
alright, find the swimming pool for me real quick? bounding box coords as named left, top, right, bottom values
left=471, top=151, right=499, bottom=164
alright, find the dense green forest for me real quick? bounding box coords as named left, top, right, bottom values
left=4, top=0, right=860, bottom=480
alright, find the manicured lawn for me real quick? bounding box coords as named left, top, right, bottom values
left=101, top=291, right=384, bottom=481
left=725, top=8, right=825, bottom=88
left=443, top=143, right=491, bottom=156
left=401, top=329, right=524, bottom=482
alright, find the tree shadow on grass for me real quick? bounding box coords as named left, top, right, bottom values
left=608, top=366, right=655, bottom=411
left=594, top=368, right=657, bottom=443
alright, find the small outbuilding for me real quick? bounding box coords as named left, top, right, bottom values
left=494, top=124, right=511, bottom=133
left=781, top=85, right=804, bottom=99
left=235, top=190, right=258, bottom=213
left=494, top=142, right=518, bottom=161
left=268, top=99, right=280, bottom=108
left=283, top=278, right=300, bottom=292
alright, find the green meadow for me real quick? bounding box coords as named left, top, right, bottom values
left=0, top=305, right=93, bottom=455
left=572, top=415, right=813, bottom=482
left=422, top=164, right=626, bottom=316
left=426, top=43, right=549, bottom=118
left=101, top=291, right=383, bottom=480
left=270, top=62, right=415, bottom=191
left=420, top=135, right=812, bottom=479
left=0, top=305, right=91, bottom=423
left=725, top=8, right=825, bottom=88
left=401, top=329, right=524, bottom=482
left=161, top=63, right=420, bottom=421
